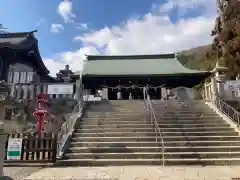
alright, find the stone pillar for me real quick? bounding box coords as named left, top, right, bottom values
left=0, top=122, right=6, bottom=176
left=10, top=84, right=16, bottom=98
left=56, top=94, right=60, bottom=99
left=75, top=80, right=81, bottom=101
left=23, top=85, right=28, bottom=100
left=36, top=84, right=41, bottom=95
left=16, top=85, right=21, bottom=100
left=29, top=85, right=35, bottom=100
left=43, top=84, right=48, bottom=94
left=211, top=78, right=217, bottom=96
left=204, top=82, right=208, bottom=101
left=102, top=88, right=108, bottom=100
left=235, top=74, right=240, bottom=97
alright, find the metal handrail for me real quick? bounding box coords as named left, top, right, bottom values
left=210, top=93, right=240, bottom=127
left=143, top=90, right=165, bottom=166
left=57, top=90, right=86, bottom=158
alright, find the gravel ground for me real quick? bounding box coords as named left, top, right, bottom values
left=3, top=167, right=42, bottom=180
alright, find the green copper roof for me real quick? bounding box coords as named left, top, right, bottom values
left=76, top=54, right=208, bottom=76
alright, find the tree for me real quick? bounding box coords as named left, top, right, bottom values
left=211, top=0, right=240, bottom=79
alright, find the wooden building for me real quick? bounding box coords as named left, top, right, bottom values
left=0, top=30, right=55, bottom=102
left=0, top=30, right=56, bottom=121
left=71, top=54, right=210, bottom=100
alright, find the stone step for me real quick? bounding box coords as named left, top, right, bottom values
left=63, top=151, right=240, bottom=160
left=80, top=120, right=227, bottom=126
left=58, top=158, right=240, bottom=166
left=71, top=136, right=240, bottom=142
left=70, top=140, right=240, bottom=148
left=156, top=114, right=219, bottom=117
left=85, top=112, right=144, bottom=116
left=157, top=119, right=225, bottom=123
left=82, top=116, right=221, bottom=121
left=67, top=146, right=240, bottom=153
left=73, top=131, right=238, bottom=137
left=158, top=116, right=221, bottom=120
left=79, top=123, right=230, bottom=129
left=80, top=120, right=150, bottom=125
left=156, top=120, right=226, bottom=124
left=157, top=107, right=216, bottom=114
left=76, top=127, right=234, bottom=133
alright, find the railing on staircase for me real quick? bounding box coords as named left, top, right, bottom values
left=209, top=93, right=240, bottom=127
left=143, top=90, right=165, bottom=166
left=57, top=93, right=86, bottom=158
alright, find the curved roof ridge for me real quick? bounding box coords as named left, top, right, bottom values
left=87, top=53, right=176, bottom=61
left=0, top=30, right=37, bottom=38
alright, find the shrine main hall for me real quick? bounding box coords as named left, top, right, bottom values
left=71, top=54, right=209, bottom=100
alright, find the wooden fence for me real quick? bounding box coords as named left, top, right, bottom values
left=4, top=132, right=57, bottom=164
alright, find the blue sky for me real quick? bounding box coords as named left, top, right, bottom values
left=0, top=0, right=217, bottom=76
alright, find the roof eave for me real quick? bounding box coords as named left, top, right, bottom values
left=76, top=71, right=210, bottom=77
left=33, top=42, right=50, bottom=74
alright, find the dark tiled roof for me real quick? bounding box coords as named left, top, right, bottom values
left=0, top=30, right=50, bottom=74
left=0, top=30, right=37, bottom=49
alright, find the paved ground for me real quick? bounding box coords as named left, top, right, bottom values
left=3, top=167, right=42, bottom=180
left=20, top=166, right=240, bottom=180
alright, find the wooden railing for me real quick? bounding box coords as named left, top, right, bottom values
left=4, top=88, right=86, bottom=165
left=4, top=132, right=57, bottom=164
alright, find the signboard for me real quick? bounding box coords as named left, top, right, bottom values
left=224, top=80, right=240, bottom=91
left=83, top=95, right=102, bottom=101
left=7, top=138, right=23, bottom=160
left=47, top=84, right=74, bottom=94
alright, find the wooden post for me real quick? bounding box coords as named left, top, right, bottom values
left=52, top=134, right=57, bottom=163
left=0, top=122, right=6, bottom=176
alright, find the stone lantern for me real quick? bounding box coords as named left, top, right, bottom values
left=211, top=60, right=228, bottom=98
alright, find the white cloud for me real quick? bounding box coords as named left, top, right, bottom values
left=43, top=46, right=100, bottom=76
left=159, top=0, right=216, bottom=17
left=76, top=23, right=88, bottom=30
left=36, top=18, right=47, bottom=26
left=58, top=0, right=76, bottom=23
left=50, top=24, right=64, bottom=33
left=44, top=0, right=217, bottom=76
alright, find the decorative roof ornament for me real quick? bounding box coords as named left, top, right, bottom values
left=0, top=24, right=7, bottom=34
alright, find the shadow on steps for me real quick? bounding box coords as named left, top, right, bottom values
left=87, top=100, right=116, bottom=112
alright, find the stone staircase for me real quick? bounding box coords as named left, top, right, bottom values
left=152, top=100, right=240, bottom=165
left=59, top=99, right=240, bottom=166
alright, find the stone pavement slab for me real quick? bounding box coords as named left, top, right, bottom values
left=3, top=167, right=42, bottom=180
left=23, top=166, right=240, bottom=180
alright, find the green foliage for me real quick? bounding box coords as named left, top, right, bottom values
left=178, top=48, right=217, bottom=71
left=178, top=46, right=218, bottom=99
